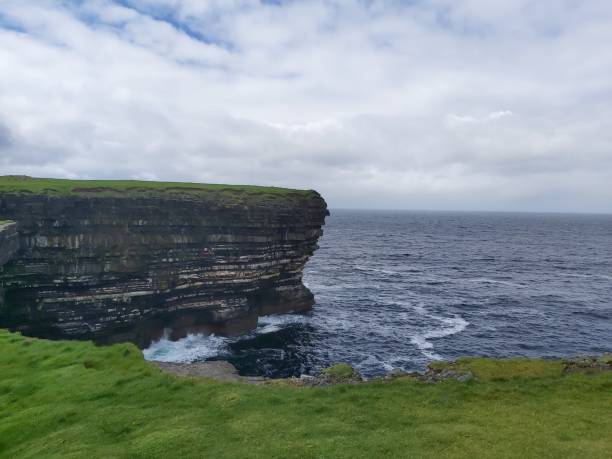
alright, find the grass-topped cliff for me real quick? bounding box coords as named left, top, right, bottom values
left=0, top=176, right=320, bottom=203
left=1, top=330, right=611, bottom=458
left=0, top=176, right=328, bottom=340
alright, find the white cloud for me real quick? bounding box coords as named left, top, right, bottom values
left=0, top=0, right=611, bottom=212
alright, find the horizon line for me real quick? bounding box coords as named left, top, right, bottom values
left=328, top=207, right=612, bottom=216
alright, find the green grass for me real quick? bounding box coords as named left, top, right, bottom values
left=428, top=357, right=564, bottom=381
left=599, top=355, right=612, bottom=365
left=1, top=330, right=611, bottom=458
left=0, top=176, right=318, bottom=201
left=321, top=363, right=360, bottom=382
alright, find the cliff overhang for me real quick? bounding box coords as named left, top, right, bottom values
left=0, top=176, right=328, bottom=347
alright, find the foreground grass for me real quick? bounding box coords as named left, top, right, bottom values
left=0, top=176, right=315, bottom=201
left=1, top=330, right=611, bottom=458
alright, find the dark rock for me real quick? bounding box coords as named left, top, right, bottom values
left=0, top=221, right=19, bottom=310
left=0, top=190, right=327, bottom=346
left=0, top=221, right=18, bottom=268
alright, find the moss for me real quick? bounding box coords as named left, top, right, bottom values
left=432, top=357, right=564, bottom=381
left=0, top=176, right=320, bottom=202
left=321, top=363, right=359, bottom=381
left=598, top=354, right=612, bottom=365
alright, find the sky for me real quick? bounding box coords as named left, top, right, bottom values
left=0, top=0, right=611, bottom=212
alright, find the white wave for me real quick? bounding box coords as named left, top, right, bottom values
left=256, top=314, right=310, bottom=334
left=410, top=303, right=469, bottom=360
left=352, top=264, right=401, bottom=276
left=142, top=329, right=230, bottom=363
left=143, top=314, right=309, bottom=363
left=410, top=335, right=440, bottom=360
left=381, top=361, right=396, bottom=372
left=412, top=302, right=428, bottom=315
left=466, top=277, right=524, bottom=288
left=560, top=273, right=612, bottom=282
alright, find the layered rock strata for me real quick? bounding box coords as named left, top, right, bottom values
left=0, top=180, right=327, bottom=346
left=0, top=221, right=18, bottom=269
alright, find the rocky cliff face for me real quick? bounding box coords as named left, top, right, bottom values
left=0, top=180, right=327, bottom=346
left=0, top=221, right=18, bottom=269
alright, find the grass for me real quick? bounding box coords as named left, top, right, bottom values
left=0, top=176, right=318, bottom=201
left=428, top=357, right=564, bottom=381
left=1, top=330, right=611, bottom=458
left=600, top=355, right=612, bottom=365
left=321, top=363, right=360, bottom=382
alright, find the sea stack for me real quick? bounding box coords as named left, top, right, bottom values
left=0, top=176, right=328, bottom=346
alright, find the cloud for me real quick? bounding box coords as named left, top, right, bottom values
left=0, top=121, right=12, bottom=148
left=0, top=0, right=611, bottom=212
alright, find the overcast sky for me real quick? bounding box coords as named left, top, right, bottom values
left=1, top=0, right=611, bottom=212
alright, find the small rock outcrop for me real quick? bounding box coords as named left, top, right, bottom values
left=563, top=355, right=612, bottom=373
left=0, top=177, right=327, bottom=345
left=154, top=356, right=612, bottom=386
left=153, top=361, right=267, bottom=384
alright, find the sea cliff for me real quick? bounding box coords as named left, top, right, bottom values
left=0, top=176, right=327, bottom=345
left=0, top=220, right=18, bottom=268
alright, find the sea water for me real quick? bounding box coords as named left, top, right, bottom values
left=144, top=210, right=612, bottom=377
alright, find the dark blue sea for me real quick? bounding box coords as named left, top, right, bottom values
left=144, top=210, right=612, bottom=377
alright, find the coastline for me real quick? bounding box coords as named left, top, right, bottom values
left=152, top=354, right=612, bottom=386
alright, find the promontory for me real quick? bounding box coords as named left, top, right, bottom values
left=0, top=176, right=328, bottom=345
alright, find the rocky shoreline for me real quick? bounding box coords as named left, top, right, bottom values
left=152, top=354, right=612, bottom=386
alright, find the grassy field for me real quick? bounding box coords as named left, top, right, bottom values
left=1, top=329, right=611, bottom=459
left=0, top=176, right=316, bottom=200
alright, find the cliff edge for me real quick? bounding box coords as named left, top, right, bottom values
left=0, top=176, right=328, bottom=345
left=0, top=220, right=18, bottom=268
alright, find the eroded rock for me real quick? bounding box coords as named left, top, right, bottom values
left=0, top=185, right=327, bottom=345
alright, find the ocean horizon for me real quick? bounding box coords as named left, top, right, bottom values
left=144, top=209, right=612, bottom=377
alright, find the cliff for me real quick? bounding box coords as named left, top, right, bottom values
left=0, top=221, right=18, bottom=268
left=0, top=176, right=328, bottom=345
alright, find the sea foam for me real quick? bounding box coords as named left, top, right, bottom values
left=143, top=314, right=310, bottom=363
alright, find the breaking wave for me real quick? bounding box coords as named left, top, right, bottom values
left=145, top=210, right=612, bottom=377
left=143, top=314, right=310, bottom=363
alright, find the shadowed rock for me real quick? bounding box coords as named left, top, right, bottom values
left=0, top=177, right=328, bottom=346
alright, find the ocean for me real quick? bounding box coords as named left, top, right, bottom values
left=144, top=210, right=612, bottom=378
